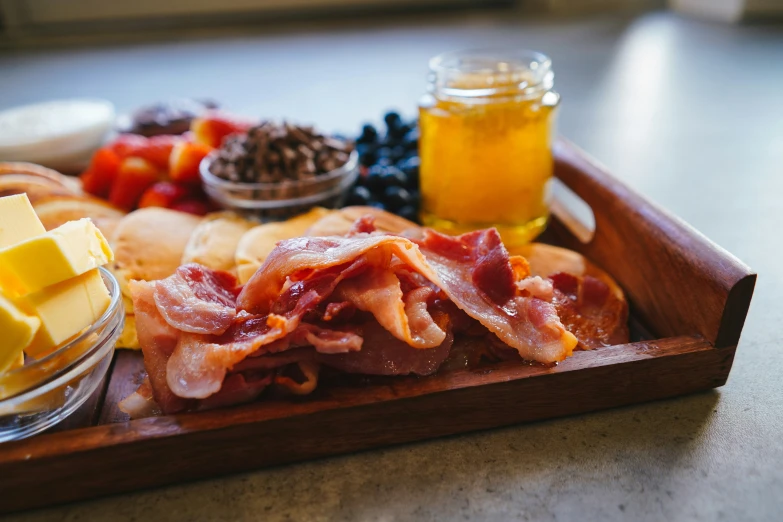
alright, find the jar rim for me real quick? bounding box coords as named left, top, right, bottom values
left=428, top=48, right=554, bottom=100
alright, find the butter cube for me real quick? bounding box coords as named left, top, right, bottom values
left=0, top=194, right=46, bottom=249
left=0, top=292, right=40, bottom=372
left=0, top=218, right=113, bottom=296
left=16, top=269, right=111, bottom=358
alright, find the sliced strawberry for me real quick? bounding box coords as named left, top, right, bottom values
left=169, top=141, right=213, bottom=184
left=191, top=112, right=254, bottom=148
left=111, top=133, right=182, bottom=170
left=109, top=157, right=161, bottom=211
left=170, top=198, right=210, bottom=216
left=137, top=135, right=183, bottom=170
left=111, top=134, right=148, bottom=158
left=81, top=147, right=121, bottom=198
left=138, top=181, right=192, bottom=208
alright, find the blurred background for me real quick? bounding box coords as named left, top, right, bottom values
left=0, top=0, right=781, bottom=211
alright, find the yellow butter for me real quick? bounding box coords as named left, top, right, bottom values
left=0, top=218, right=113, bottom=296
left=0, top=194, right=46, bottom=249
left=0, top=292, right=40, bottom=373
left=16, top=269, right=111, bottom=358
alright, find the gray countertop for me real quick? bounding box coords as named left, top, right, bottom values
left=1, top=8, right=781, bottom=521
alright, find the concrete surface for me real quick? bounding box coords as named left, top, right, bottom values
left=1, top=8, right=781, bottom=521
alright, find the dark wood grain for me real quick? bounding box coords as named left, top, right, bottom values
left=0, top=140, right=756, bottom=514
left=551, top=138, right=756, bottom=349
left=0, top=336, right=733, bottom=513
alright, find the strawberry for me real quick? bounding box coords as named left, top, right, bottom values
left=169, top=141, right=213, bottom=184
left=111, top=134, right=182, bottom=170
left=191, top=112, right=254, bottom=148
left=170, top=198, right=210, bottom=216
left=81, top=147, right=121, bottom=198
left=111, top=134, right=148, bottom=158
left=138, top=181, right=191, bottom=208
left=109, top=157, right=161, bottom=211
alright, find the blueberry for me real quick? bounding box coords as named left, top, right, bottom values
left=381, top=166, right=408, bottom=188
left=403, top=130, right=419, bottom=152
left=376, top=146, right=393, bottom=159
left=399, top=157, right=420, bottom=188
left=397, top=205, right=419, bottom=223
left=359, top=150, right=377, bottom=167
left=390, top=146, right=407, bottom=162
left=347, top=186, right=372, bottom=206
left=366, top=165, right=386, bottom=192
left=409, top=189, right=421, bottom=207
left=384, top=111, right=403, bottom=131
left=383, top=186, right=412, bottom=211
left=358, top=124, right=378, bottom=144
left=376, top=157, right=393, bottom=167
left=369, top=201, right=386, bottom=211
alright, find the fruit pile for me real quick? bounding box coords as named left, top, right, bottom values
left=80, top=113, right=253, bottom=215
left=348, top=111, right=420, bottom=222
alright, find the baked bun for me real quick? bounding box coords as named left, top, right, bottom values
left=182, top=211, right=256, bottom=274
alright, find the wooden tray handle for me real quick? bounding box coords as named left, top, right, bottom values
left=550, top=138, right=755, bottom=348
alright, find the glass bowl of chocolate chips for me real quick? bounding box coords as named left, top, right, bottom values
left=200, top=121, right=358, bottom=220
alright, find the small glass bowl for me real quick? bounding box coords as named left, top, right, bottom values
left=0, top=267, right=124, bottom=442
left=200, top=150, right=359, bottom=221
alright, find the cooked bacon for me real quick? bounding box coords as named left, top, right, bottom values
left=274, top=360, right=320, bottom=395
left=332, top=268, right=446, bottom=348
left=550, top=272, right=630, bottom=349
left=196, top=372, right=273, bottom=411
left=154, top=264, right=240, bottom=335
left=240, top=229, right=576, bottom=363
left=129, top=280, right=194, bottom=414
left=516, top=275, right=554, bottom=301
left=416, top=229, right=577, bottom=362
left=129, top=221, right=600, bottom=414
left=165, top=261, right=367, bottom=399
left=318, top=320, right=454, bottom=376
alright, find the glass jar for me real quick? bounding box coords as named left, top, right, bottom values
left=419, top=49, right=560, bottom=246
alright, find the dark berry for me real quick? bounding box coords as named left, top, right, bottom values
left=381, top=166, right=408, bottom=189
left=390, top=146, right=407, bottom=161
left=383, top=186, right=412, bottom=211
left=359, top=150, right=377, bottom=167
left=347, top=186, right=372, bottom=206
left=399, top=157, right=420, bottom=188
left=376, top=157, right=393, bottom=167
left=366, top=165, right=386, bottom=192
left=369, top=201, right=386, bottom=211
left=376, top=147, right=393, bottom=159
left=397, top=205, right=419, bottom=223
left=384, top=111, right=403, bottom=131
left=358, top=124, right=378, bottom=144
left=409, top=189, right=421, bottom=207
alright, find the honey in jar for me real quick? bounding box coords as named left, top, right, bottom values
left=419, top=49, right=560, bottom=246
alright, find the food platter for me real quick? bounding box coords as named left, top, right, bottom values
left=0, top=138, right=755, bottom=514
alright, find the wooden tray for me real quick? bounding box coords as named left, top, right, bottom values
left=0, top=138, right=756, bottom=514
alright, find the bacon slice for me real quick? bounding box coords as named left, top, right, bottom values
left=165, top=261, right=366, bottom=398
left=332, top=269, right=446, bottom=349
left=240, top=230, right=576, bottom=363
left=318, top=320, right=454, bottom=376
left=550, top=272, right=629, bottom=349
left=416, top=229, right=577, bottom=363
left=153, top=264, right=240, bottom=335
left=129, top=280, right=194, bottom=414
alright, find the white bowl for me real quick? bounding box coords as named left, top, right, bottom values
left=0, top=99, right=115, bottom=171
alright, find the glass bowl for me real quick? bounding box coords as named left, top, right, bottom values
left=0, top=267, right=124, bottom=442
left=200, top=150, right=359, bottom=220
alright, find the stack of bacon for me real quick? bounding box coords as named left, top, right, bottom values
left=123, top=217, right=628, bottom=416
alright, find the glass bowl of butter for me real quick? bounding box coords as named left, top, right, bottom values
left=0, top=193, right=123, bottom=441
left=0, top=267, right=123, bottom=441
